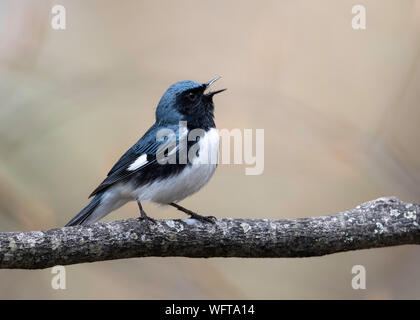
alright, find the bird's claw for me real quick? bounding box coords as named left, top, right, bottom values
left=189, top=212, right=216, bottom=223
left=138, top=216, right=157, bottom=224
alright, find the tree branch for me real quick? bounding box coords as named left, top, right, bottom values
left=1, top=197, right=419, bottom=269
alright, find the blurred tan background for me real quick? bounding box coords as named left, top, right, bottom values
left=1, top=0, right=420, bottom=299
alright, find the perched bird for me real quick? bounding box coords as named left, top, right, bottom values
left=66, top=77, right=225, bottom=226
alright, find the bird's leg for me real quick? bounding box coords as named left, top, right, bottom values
left=170, top=202, right=216, bottom=223
left=137, top=201, right=157, bottom=224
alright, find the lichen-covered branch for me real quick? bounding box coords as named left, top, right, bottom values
left=0, top=197, right=419, bottom=269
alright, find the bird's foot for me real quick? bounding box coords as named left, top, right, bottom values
left=170, top=202, right=216, bottom=223
left=137, top=201, right=157, bottom=224
left=138, top=215, right=157, bottom=224
left=188, top=211, right=217, bottom=223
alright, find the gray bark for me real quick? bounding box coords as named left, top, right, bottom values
left=0, top=197, right=419, bottom=269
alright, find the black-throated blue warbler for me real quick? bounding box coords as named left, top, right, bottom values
left=66, top=77, right=225, bottom=226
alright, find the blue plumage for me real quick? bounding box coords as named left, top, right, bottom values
left=155, top=81, right=202, bottom=122
left=66, top=78, right=225, bottom=226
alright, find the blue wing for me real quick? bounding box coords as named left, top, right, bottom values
left=89, top=123, right=182, bottom=197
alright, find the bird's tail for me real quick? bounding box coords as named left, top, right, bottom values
left=65, top=193, right=103, bottom=227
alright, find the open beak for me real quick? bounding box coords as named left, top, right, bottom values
left=204, top=76, right=227, bottom=97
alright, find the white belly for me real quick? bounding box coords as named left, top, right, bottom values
left=86, top=129, right=219, bottom=223
left=134, top=128, right=219, bottom=204
left=137, top=163, right=217, bottom=204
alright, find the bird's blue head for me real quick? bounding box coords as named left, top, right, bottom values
left=155, top=77, right=225, bottom=129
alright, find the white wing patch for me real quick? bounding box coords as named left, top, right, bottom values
left=131, top=128, right=220, bottom=204
left=127, top=154, right=148, bottom=171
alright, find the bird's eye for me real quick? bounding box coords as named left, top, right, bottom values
left=186, top=92, right=197, bottom=101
